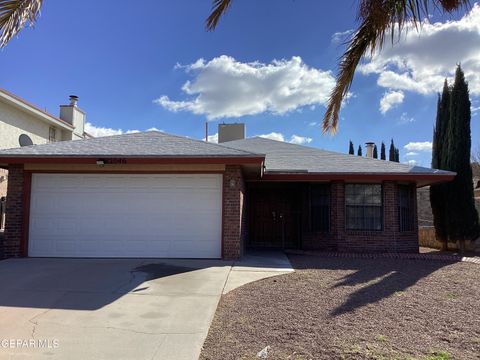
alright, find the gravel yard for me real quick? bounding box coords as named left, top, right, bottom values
left=200, top=255, right=480, bottom=360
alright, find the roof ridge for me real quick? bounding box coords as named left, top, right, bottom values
left=156, top=131, right=261, bottom=156
left=226, top=136, right=443, bottom=172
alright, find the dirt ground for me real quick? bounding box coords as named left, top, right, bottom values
left=200, top=255, right=480, bottom=360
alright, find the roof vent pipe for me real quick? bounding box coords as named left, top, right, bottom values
left=69, top=95, right=78, bottom=106
left=365, top=142, right=374, bottom=158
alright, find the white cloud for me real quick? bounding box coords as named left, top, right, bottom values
left=405, top=159, right=418, bottom=166
left=155, top=55, right=336, bottom=120
left=257, top=132, right=312, bottom=145
left=258, top=132, right=285, bottom=142
left=85, top=123, right=162, bottom=137
left=359, top=4, right=480, bottom=96
left=379, top=90, right=404, bottom=114
left=404, top=141, right=432, bottom=152
left=205, top=132, right=219, bottom=143
left=398, top=112, right=415, bottom=125
left=289, top=135, right=313, bottom=145
left=331, top=29, right=353, bottom=44
left=308, top=121, right=318, bottom=126
left=405, top=152, right=419, bottom=156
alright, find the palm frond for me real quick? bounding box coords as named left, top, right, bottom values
left=322, top=0, right=470, bottom=133
left=206, top=0, right=232, bottom=31
left=0, top=0, right=43, bottom=48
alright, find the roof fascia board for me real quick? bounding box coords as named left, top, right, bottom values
left=261, top=172, right=455, bottom=184
left=0, top=156, right=265, bottom=165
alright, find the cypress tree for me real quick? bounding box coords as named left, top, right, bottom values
left=349, top=140, right=354, bottom=155
left=444, top=65, right=480, bottom=250
left=380, top=142, right=386, bottom=160
left=389, top=139, right=395, bottom=161
left=430, top=81, right=450, bottom=249
left=373, top=144, right=378, bottom=159
left=395, top=148, right=400, bottom=162
left=357, top=145, right=362, bottom=156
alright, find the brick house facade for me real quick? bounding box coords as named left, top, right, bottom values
left=0, top=131, right=453, bottom=260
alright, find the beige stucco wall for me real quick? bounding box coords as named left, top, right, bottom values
left=0, top=100, right=56, bottom=150
left=0, top=99, right=78, bottom=197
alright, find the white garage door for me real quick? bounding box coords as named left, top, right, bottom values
left=28, top=174, right=222, bottom=258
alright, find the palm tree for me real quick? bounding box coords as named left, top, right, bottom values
left=0, top=0, right=42, bottom=48
left=206, top=0, right=470, bottom=133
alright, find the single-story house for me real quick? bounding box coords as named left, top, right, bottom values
left=0, top=126, right=454, bottom=259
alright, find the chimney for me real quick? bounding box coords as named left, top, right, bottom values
left=218, top=123, right=245, bottom=143
left=365, top=142, right=374, bottom=158
left=59, top=95, right=85, bottom=140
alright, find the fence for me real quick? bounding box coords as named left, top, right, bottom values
left=419, top=226, right=476, bottom=251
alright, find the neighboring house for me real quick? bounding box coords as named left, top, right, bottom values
left=0, top=90, right=91, bottom=198
left=417, top=162, right=479, bottom=226
left=0, top=125, right=454, bottom=259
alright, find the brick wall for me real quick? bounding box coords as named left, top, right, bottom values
left=2, top=164, right=25, bottom=258
left=307, top=181, right=418, bottom=253
left=222, top=165, right=246, bottom=259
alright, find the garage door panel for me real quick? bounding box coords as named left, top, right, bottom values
left=29, top=174, right=222, bottom=258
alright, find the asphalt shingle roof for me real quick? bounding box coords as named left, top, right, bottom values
left=223, top=137, right=453, bottom=175
left=0, top=131, right=455, bottom=177
left=0, top=131, right=261, bottom=158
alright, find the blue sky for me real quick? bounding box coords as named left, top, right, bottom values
left=0, top=0, right=478, bottom=167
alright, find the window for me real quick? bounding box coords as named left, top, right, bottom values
left=310, top=184, right=330, bottom=231
left=345, top=184, right=383, bottom=230
left=49, top=127, right=56, bottom=142
left=398, top=185, right=415, bottom=231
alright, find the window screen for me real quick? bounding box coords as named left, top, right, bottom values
left=345, top=184, right=383, bottom=230
left=310, top=185, right=330, bottom=231
left=398, top=185, right=415, bottom=231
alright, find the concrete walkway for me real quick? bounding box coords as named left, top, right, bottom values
left=0, top=252, right=292, bottom=360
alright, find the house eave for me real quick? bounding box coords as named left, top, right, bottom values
left=0, top=89, right=74, bottom=130
left=0, top=155, right=265, bottom=166
left=261, top=172, right=455, bottom=186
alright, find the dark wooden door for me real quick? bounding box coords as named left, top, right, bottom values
left=249, top=188, right=300, bottom=248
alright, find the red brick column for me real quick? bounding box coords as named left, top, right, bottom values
left=222, top=165, right=246, bottom=259
left=330, top=181, right=345, bottom=251
left=2, top=164, right=25, bottom=258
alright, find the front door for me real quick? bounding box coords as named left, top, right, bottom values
left=249, top=187, right=300, bottom=248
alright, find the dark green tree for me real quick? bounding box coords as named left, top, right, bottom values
left=394, top=148, right=400, bottom=162
left=348, top=140, right=354, bottom=155
left=444, top=65, right=480, bottom=250
left=357, top=145, right=362, bottom=156
left=373, top=144, right=378, bottom=159
left=380, top=142, right=386, bottom=160
left=389, top=139, right=396, bottom=161
left=430, top=81, right=451, bottom=249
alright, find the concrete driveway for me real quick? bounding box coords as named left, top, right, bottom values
left=0, top=252, right=292, bottom=359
